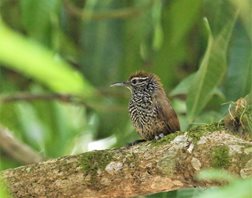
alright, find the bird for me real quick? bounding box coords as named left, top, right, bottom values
left=111, top=71, right=180, bottom=141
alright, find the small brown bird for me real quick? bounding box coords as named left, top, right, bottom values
left=111, top=71, right=180, bottom=140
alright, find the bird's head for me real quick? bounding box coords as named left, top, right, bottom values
left=111, top=71, right=161, bottom=93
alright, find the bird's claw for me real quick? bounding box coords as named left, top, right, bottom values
left=155, top=133, right=165, bottom=140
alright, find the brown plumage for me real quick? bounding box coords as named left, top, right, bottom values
left=111, top=71, right=180, bottom=140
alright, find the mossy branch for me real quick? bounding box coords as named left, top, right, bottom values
left=0, top=98, right=251, bottom=197
left=0, top=125, right=252, bottom=197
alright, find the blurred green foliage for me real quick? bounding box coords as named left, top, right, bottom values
left=148, top=169, right=252, bottom=198
left=0, top=0, right=251, bottom=197
left=0, top=180, right=10, bottom=198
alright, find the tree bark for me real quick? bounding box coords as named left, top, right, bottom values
left=1, top=123, right=252, bottom=198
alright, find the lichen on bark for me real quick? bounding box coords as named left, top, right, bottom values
left=80, top=150, right=114, bottom=190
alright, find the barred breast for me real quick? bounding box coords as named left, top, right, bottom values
left=128, top=93, right=166, bottom=140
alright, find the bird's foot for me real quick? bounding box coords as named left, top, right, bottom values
left=155, top=133, right=165, bottom=140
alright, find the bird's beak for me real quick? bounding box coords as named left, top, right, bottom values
left=110, top=81, right=130, bottom=88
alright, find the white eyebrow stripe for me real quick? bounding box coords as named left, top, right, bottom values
left=132, top=77, right=149, bottom=81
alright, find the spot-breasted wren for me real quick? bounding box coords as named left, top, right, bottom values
left=111, top=71, right=180, bottom=140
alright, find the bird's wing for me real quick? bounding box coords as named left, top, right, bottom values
left=154, top=90, right=180, bottom=133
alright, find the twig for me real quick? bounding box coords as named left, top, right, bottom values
left=0, top=92, right=126, bottom=112
left=64, top=0, right=155, bottom=21
left=0, top=92, right=88, bottom=106
left=0, top=125, right=43, bottom=164
left=0, top=93, right=73, bottom=103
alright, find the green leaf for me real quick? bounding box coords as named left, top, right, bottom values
left=186, top=14, right=237, bottom=122
left=168, top=0, right=202, bottom=45
left=170, top=73, right=195, bottom=96
left=223, top=22, right=252, bottom=100
left=120, top=0, right=154, bottom=78
left=170, top=73, right=225, bottom=102
left=19, top=0, right=59, bottom=45
left=196, top=178, right=252, bottom=198
left=230, top=0, right=252, bottom=43
left=0, top=20, right=95, bottom=95
left=16, top=102, right=46, bottom=151
left=154, top=0, right=202, bottom=90
left=80, top=0, right=124, bottom=86
left=196, top=168, right=252, bottom=198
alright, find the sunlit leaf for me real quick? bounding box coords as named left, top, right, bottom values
left=0, top=20, right=95, bottom=95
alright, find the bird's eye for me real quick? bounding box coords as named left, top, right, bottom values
left=131, top=79, right=137, bottom=85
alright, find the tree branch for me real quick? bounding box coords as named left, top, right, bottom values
left=0, top=125, right=43, bottom=164
left=1, top=123, right=252, bottom=197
